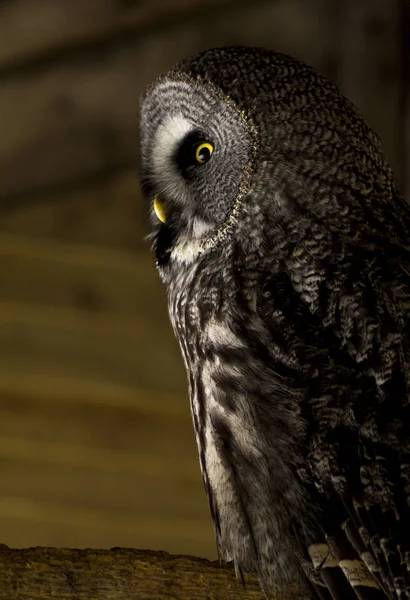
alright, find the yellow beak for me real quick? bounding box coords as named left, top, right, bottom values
left=153, top=196, right=167, bottom=223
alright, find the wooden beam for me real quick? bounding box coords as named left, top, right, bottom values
left=0, top=545, right=300, bottom=600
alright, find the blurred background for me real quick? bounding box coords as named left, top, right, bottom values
left=0, top=0, right=408, bottom=560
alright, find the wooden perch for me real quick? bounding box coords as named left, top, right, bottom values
left=0, top=545, right=303, bottom=599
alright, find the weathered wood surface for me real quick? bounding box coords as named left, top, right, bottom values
left=0, top=545, right=299, bottom=600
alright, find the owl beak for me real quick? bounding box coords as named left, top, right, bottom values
left=153, top=196, right=167, bottom=223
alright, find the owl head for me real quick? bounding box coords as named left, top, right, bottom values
left=140, top=47, right=397, bottom=270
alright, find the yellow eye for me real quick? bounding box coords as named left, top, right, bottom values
left=195, top=142, right=214, bottom=164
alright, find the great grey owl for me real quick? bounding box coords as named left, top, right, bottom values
left=139, top=47, right=410, bottom=600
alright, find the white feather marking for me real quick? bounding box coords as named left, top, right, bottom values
left=308, top=544, right=338, bottom=569
left=170, top=218, right=214, bottom=265
left=171, top=237, right=204, bottom=264
left=339, top=559, right=379, bottom=589
left=201, top=358, right=263, bottom=461
left=153, top=113, right=193, bottom=172
left=207, top=319, right=246, bottom=349
left=192, top=216, right=213, bottom=238
left=152, top=114, right=193, bottom=208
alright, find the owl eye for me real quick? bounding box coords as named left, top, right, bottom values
left=175, top=132, right=214, bottom=172
left=194, top=142, right=214, bottom=165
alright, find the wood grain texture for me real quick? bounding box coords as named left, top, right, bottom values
left=0, top=545, right=300, bottom=600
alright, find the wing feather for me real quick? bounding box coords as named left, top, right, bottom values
left=261, top=225, right=410, bottom=599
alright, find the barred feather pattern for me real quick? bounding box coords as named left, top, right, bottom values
left=140, top=46, right=410, bottom=600
left=165, top=250, right=316, bottom=594
left=160, top=222, right=410, bottom=599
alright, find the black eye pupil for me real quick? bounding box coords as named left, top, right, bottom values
left=175, top=132, right=213, bottom=173
left=198, top=147, right=210, bottom=161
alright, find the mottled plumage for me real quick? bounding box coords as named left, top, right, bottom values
left=139, top=47, right=410, bottom=599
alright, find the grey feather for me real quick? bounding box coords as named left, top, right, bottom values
left=139, top=47, right=410, bottom=600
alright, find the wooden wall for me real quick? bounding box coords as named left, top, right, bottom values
left=0, top=0, right=408, bottom=558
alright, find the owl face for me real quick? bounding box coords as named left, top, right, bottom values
left=140, top=74, right=257, bottom=264
left=140, top=47, right=394, bottom=271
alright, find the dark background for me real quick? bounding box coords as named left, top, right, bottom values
left=0, top=0, right=408, bottom=559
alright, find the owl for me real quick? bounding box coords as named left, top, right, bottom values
left=139, top=47, right=410, bottom=600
